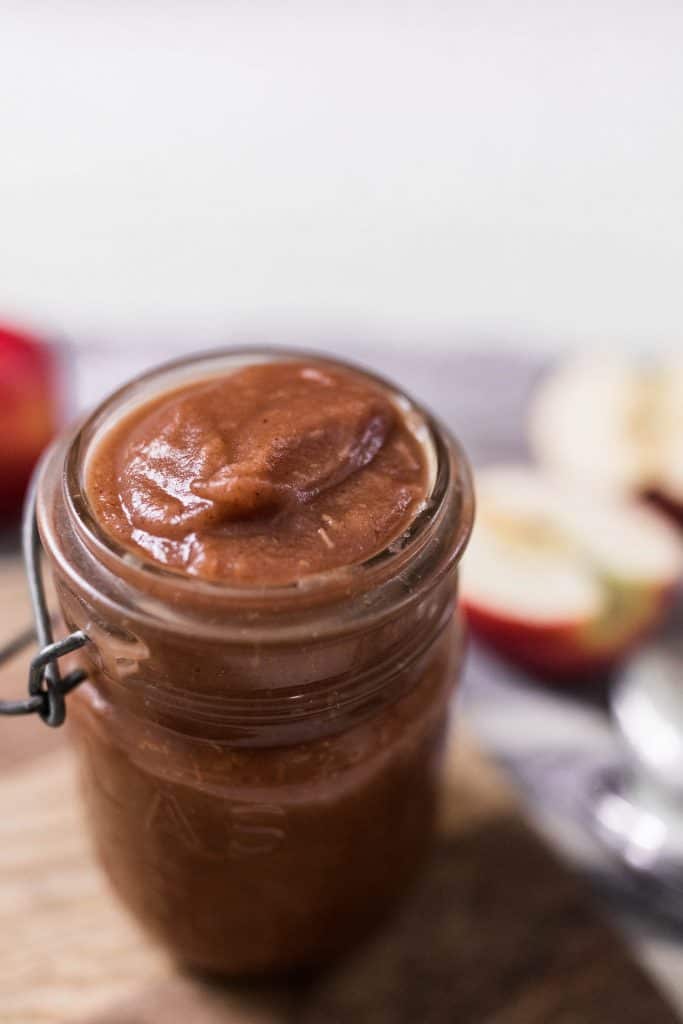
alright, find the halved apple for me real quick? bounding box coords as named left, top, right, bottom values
left=461, top=466, right=683, bottom=680
left=529, top=356, right=683, bottom=521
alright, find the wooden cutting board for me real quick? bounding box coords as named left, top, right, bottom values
left=0, top=554, right=677, bottom=1024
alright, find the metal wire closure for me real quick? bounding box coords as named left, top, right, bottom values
left=0, top=473, right=89, bottom=727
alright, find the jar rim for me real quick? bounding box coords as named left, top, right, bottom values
left=60, top=346, right=474, bottom=612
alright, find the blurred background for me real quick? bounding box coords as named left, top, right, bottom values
left=2, top=1, right=683, bottom=373
left=3, top=3, right=683, bottom=1022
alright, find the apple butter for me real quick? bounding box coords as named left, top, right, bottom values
left=86, top=359, right=429, bottom=584
left=35, top=349, right=474, bottom=975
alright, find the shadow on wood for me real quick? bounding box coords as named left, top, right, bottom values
left=84, top=815, right=676, bottom=1024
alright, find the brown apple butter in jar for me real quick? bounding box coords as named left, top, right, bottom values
left=36, top=349, right=474, bottom=975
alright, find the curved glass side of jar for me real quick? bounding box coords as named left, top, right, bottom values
left=68, top=615, right=463, bottom=974
left=36, top=350, right=474, bottom=975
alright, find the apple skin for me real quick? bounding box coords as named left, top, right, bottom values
left=0, top=323, right=59, bottom=521
left=463, top=582, right=678, bottom=682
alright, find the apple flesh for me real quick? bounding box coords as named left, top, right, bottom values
left=528, top=356, right=683, bottom=523
left=461, top=466, right=683, bottom=681
left=0, top=323, right=59, bottom=521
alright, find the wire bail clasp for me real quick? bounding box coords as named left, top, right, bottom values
left=0, top=473, right=89, bottom=727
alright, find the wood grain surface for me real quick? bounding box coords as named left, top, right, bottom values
left=0, top=554, right=677, bottom=1024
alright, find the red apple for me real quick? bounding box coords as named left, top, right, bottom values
left=461, top=466, right=683, bottom=680
left=528, top=356, right=683, bottom=522
left=0, top=323, right=59, bottom=520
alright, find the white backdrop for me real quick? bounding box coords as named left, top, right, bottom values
left=1, top=1, right=682, bottom=355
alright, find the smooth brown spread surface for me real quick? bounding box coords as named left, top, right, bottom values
left=86, top=360, right=429, bottom=584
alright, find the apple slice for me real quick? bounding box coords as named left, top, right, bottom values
left=461, top=465, right=683, bottom=680
left=528, top=356, right=683, bottom=520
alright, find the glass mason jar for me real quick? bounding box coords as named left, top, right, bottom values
left=36, top=349, right=474, bottom=976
